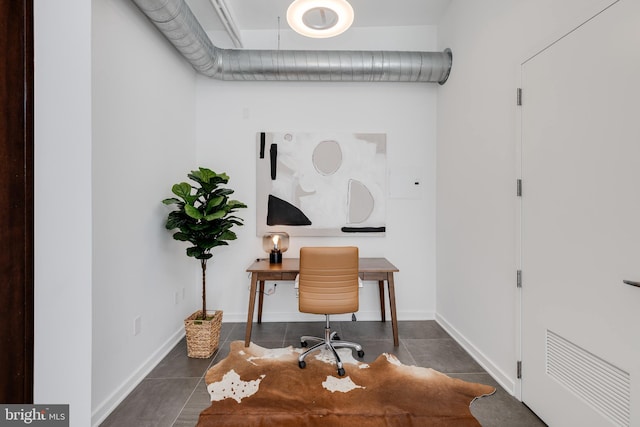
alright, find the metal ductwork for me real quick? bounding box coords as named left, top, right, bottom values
left=131, top=0, right=452, bottom=84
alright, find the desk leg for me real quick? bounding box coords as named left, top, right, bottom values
left=378, top=280, right=386, bottom=322
left=245, top=273, right=258, bottom=347
left=387, top=273, right=399, bottom=346
left=257, top=280, right=265, bottom=324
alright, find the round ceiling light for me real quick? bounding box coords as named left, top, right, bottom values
left=287, top=0, right=354, bottom=38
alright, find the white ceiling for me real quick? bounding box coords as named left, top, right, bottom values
left=186, top=0, right=452, bottom=33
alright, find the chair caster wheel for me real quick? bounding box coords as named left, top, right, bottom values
left=299, top=360, right=306, bottom=369
left=357, top=350, right=365, bottom=358
left=301, top=341, right=308, bottom=348
left=337, top=368, right=345, bottom=376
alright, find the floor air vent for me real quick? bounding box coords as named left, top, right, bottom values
left=546, top=330, right=630, bottom=427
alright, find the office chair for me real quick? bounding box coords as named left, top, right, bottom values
left=297, top=246, right=365, bottom=376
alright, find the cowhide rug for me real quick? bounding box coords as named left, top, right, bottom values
left=197, top=341, right=495, bottom=427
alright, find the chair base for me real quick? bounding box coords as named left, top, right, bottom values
left=298, top=316, right=364, bottom=376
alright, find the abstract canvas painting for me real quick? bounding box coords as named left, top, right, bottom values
left=256, top=132, right=386, bottom=236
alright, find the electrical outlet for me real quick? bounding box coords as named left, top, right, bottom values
left=174, top=291, right=179, bottom=305
left=134, top=316, right=141, bottom=336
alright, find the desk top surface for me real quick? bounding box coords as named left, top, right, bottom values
left=246, top=257, right=398, bottom=273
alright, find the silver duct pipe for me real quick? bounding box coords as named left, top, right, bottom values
left=132, top=0, right=452, bottom=84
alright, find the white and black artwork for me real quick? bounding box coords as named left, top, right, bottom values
left=256, top=132, right=387, bottom=236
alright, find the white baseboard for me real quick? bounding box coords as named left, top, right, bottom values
left=91, top=326, right=185, bottom=427
left=435, top=313, right=516, bottom=396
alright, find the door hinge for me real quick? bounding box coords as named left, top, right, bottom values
left=516, top=88, right=523, bottom=106
left=517, top=270, right=522, bottom=288
left=517, top=360, right=522, bottom=379
left=517, top=179, right=522, bottom=197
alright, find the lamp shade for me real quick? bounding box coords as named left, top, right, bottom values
left=262, top=232, right=290, bottom=254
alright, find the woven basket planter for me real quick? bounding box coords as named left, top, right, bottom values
left=184, top=310, right=223, bottom=358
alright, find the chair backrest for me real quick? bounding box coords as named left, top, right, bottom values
left=298, top=246, right=359, bottom=315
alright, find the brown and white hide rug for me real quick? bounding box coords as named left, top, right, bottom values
left=197, top=341, right=495, bottom=427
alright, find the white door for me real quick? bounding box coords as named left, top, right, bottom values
left=521, top=1, right=640, bottom=426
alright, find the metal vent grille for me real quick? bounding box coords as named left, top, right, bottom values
left=546, top=330, right=630, bottom=427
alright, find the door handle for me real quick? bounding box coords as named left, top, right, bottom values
left=623, top=280, right=640, bottom=288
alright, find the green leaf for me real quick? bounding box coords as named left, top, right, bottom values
left=172, top=232, right=190, bottom=241
left=227, top=218, right=244, bottom=227
left=190, top=168, right=228, bottom=187
left=162, top=197, right=181, bottom=205
left=184, top=204, right=203, bottom=220
left=204, top=210, right=225, bottom=221
left=199, top=239, right=218, bottom=249
left=188, top=223, right=210, bottom=231
left=186, top=247, right=204, bottom=258
left=197, top=167, right=217, bottom=183
left=227, top=200, right=248, bottom=209
left=171, top=182, right=192, bottom=200
left=166, top=211, right=189, bottom=230
left=214, top=188, right=234, bottom=197
left=219, top=230, right=237, bottom=241
left=207, top=196, right=224, bottom=209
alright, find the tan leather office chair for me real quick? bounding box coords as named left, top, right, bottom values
left=297, top=246, right=364, bottom=376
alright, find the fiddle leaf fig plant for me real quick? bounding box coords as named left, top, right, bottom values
left=163, top=167, right=247, bottom=320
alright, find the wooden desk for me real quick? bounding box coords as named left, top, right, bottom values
left=245, top=257, right=400, bottom=347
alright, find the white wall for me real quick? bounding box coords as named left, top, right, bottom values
left=194, top=26, right=440, bottom=323
left=36, top=0, right=198, bottom=425
left=436, top=0, right=618, bottom=395
left=33, top=1, right=93, bottom=426
left=90, top=0, right=198, bottom=425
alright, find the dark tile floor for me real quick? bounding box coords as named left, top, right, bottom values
left=100, top=320, right=546, bottom=426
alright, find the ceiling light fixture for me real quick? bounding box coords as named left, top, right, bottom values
left=287, top=0, right=354, bottom=39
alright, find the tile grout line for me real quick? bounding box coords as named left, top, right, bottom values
left=171, top=340, right=222, bottom=426
left=170, top=377, right=203, bottom=427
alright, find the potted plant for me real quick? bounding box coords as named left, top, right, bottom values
left=163, top=167, right=247, bottom=358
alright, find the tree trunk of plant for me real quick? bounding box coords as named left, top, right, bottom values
left=201, top=259, right=207, bottom=320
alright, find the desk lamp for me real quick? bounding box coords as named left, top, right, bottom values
left=262, top=232, right=289, bottom=264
